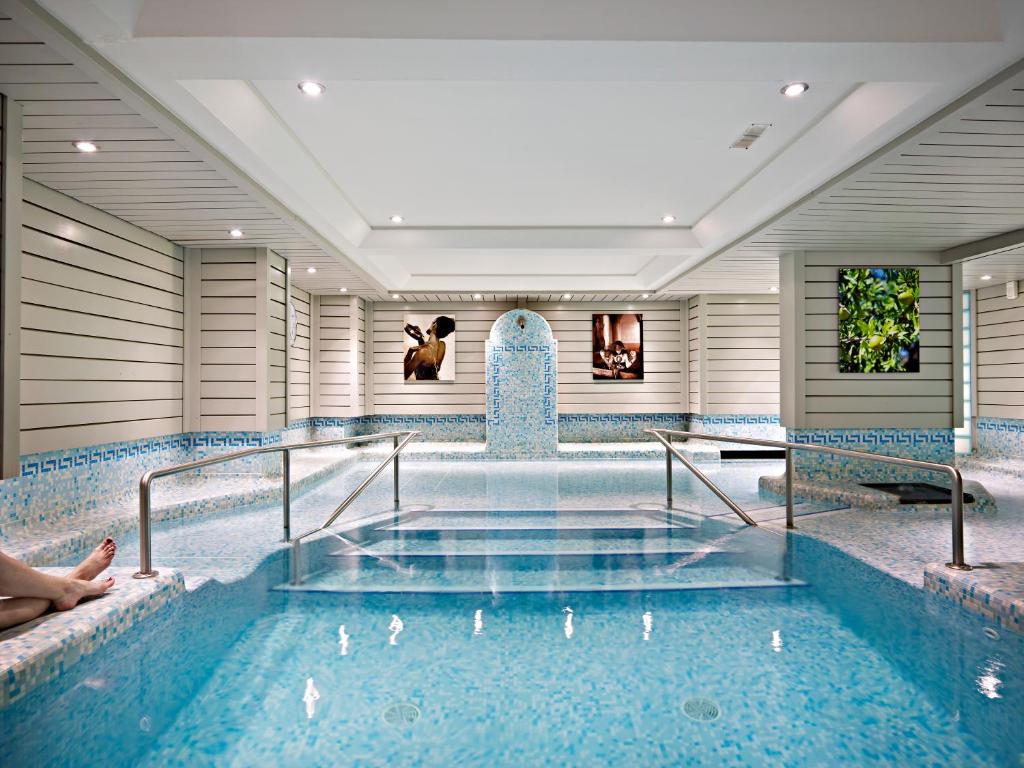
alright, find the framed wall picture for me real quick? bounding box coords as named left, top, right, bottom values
left=838, top=267, right=920, bottom=373
left=592, top=313, right=644, bottom=380
left=403, top=313, right=456, bottom=381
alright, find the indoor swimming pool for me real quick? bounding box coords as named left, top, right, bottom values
left=0, top=460, right=1021, bottom=767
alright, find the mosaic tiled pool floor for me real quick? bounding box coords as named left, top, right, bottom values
left=4, top=458, right=1024, bottom=766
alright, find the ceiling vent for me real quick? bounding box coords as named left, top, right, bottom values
left=730, top=123, right=771, bottom=150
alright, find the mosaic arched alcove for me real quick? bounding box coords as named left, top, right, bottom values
left=485, top=309, right=558, bottom=459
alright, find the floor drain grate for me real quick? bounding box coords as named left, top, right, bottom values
left=382, top=702, right=420, bottom=728
left=682, top=697, right=721, bottom=722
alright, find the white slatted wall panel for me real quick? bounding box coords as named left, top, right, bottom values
left=370, top=302, right=515, bottom=415
left=976, top=280, right=1024, bottom=419
left=287, top=285, right=310, bottom=423
left=687, top=297, right=701, bottom=412
left=354, top=297, right=366, bottom=415
left=316, top=295, right=360, bottom=417
left=199, top=248, right=258, bottom=431
left=19, top=179, right=182, bottom=453
left=703, top=295, right=780, bottom=415
left=801, top=253, right=955, bottom=428
left=528, top=301, right=683, bottom=414
left=267, top=252, right=287, bottom=430
left=365, top=301, right=684, bottom=415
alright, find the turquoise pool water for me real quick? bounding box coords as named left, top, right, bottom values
left=1, top=461, right=1021, bottom=766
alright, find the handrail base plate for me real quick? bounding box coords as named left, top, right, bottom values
left=132, top=570, right=159, bottom=579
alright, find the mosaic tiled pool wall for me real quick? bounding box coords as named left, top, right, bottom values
left=689, top=414, right=785, bottom=445
left=975, top=417, right=1024, bottom=458
left=1, top=436, right=194, bottom=537
left=309, top=413, right=690, bottom=443
left=787, top=428, right=956, bottom=483
left=486, top=309, right=558, bottom=459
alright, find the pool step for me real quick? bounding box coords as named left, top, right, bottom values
left=331, top=536, right=729, bottom=558
left=379, top=509, right=696, bottom=532
left=278, top=562, right=805, bottom=594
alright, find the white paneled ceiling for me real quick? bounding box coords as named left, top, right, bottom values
left=673, top=63, right=1024, bottom=294
left=0, top=3, right=380, bottom=295
left=28, top=0, right=1024, bottom=296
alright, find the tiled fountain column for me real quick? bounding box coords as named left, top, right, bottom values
left=485, top=309, right=558, bottom=459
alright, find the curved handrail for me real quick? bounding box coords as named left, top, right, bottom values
left=645, top=428, right=970, bottom=571
left=134, top=430, right=421, bottom=579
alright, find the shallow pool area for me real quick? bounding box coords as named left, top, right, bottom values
left=2, top=458, right=1023, bottom=767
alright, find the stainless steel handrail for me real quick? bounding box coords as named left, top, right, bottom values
left=289, top=431, right=419, bottom=585
left=645, top=428, right=971, bottom=571
left=133, top=430, right=421, bottom=580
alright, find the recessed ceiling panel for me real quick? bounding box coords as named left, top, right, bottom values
left=255, top=79, right=846, bottom=227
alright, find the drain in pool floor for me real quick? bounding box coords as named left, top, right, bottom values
left=682, top=697, right=721, bottom=722
left=382, top=701, right=421, bottom=727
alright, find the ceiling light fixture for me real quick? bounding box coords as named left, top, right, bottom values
left=563, top=293, right=572, bottom=300
left=340, top=287, right=348, bottom=292
left=770, top=286, right=779, bottom=293
left=642, top=294, right=650, bottom=299
left=392, top=294, right=401, bottom=299
left=661, top=214, right=676, bottom=224
left=781, top=82, right=809, bottom=98
left=389, top=215, right=404, bottom=224
left=307, top=267, right=316, bottom=274
left=72, top=140, right=99, bottom=153
left=298, top=80, right=326, bottom=97
left=981, top=274, right=992, bottom=281
left=228, top=228, right=244, bottom=238
left=473, top=293, right=482, bottom=300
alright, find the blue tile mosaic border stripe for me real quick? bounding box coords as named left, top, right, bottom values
left=787, top=427, right=955, bottom=482
left=975, top=417, right=1024, bottom=459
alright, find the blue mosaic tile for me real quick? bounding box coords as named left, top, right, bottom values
left=975, top=417, right=1024, bottom=459
left=787, top=428, right=956, bottom=483
left=485, top=310, right=559, bottom=458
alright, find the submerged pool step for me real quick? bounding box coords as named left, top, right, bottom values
left=379, top=509, right=696, bottom=532
left=330, top=536, right=729, bottom=558
left=277, top=561, right=805, bottom=594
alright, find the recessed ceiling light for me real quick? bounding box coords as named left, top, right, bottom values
left=306, top=267, right=316, bottom=274
left=389, top=215, right=404, bottom=224
left=473, top=293, right=482, bottom=300
left=642, top=294, right=650, bottom=299
left=340, top=287, right=348, bottom=292
left=298, top=80, right=326, bottom=97
left=392, top=294, right=401, bottom=299
left=287, top=267, right=292, bottom=274
left=661, top=214, right=676, bottom=224
left=72, top=140, right=99, bottom=153
left=563, top=293, right=572, bottom=300
left=981, top=274, right=992, bottom=281
left=770, top=286, right=779, bottom=293
left=228, top=228, right=244, bottom=238
left=781, top=82, right=809, bottom=98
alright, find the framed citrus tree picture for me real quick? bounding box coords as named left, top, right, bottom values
left=838, top=267, right=920, bottom=373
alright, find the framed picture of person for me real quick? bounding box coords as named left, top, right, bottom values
left=403, top=313, right=456, bottom=382
left=592, top=313, right=643, bottom=380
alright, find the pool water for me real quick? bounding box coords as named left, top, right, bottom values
left=2, top=460, right=1021, bottom=767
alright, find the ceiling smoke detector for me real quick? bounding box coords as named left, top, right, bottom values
left=730, top=123, right=771, bottom=150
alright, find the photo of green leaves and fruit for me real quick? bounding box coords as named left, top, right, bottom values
left=838, top=267, right=920, bottom=373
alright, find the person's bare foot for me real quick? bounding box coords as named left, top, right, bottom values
left=53, top=576, right=115, bottom=611
left=69, top=538, right=116, bottom=581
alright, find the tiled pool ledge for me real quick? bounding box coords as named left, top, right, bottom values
left=359, top=440, right=724, bottom=462
left=0, top=567, right=185, bottom=708
left=4, top=449, right=357, bottom=567
left=924, top=563, right=1024, bottom=636
left=958, top=455, right=1024, bottom=481
left=758, top=473, right=998, bottom=514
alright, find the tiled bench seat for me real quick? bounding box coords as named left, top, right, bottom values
left=924, top=562, right=1024, bottom=636
left=1, top=449, right=356, bottom=567
left=0, top=567, right=185, bottom=707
